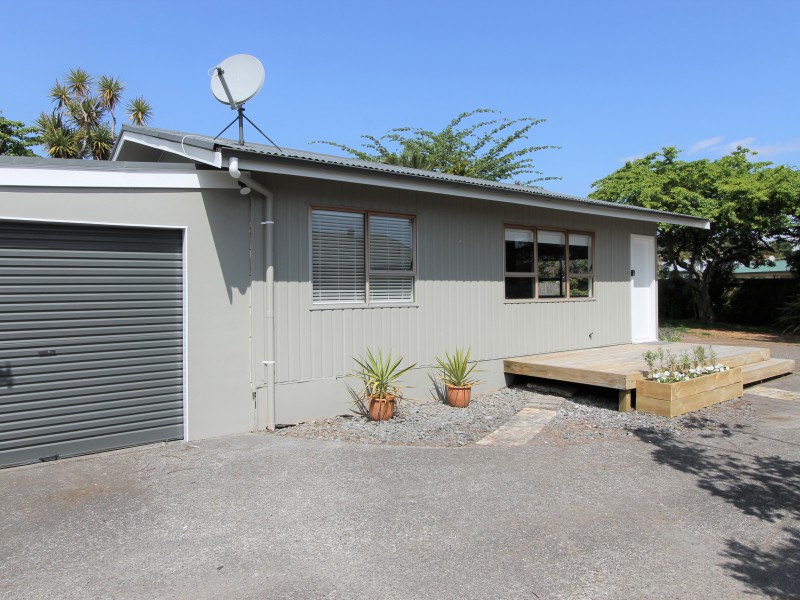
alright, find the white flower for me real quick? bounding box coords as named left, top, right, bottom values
left=664, top=371, right=671, bottom=377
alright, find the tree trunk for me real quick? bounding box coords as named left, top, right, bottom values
left=695, top=285, right=715, bottom=322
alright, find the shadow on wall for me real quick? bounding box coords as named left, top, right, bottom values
left=629, top=418, right=800, bottom=598
left=202, top=192, right=253, bottom=302
left=0, top=362, right=12, bottom=388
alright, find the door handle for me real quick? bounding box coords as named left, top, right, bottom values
left=631, top=269, right=636, bottom=277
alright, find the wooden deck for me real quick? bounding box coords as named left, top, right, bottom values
left=504, top=343, right=794, bottom=412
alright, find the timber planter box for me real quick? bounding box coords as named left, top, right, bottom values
left=636, top=367, right=743, bottom=417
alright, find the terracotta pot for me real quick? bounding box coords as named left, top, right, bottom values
left=368, top=395, right=396, bottom=421
left=446, top=385, right=472, bottom=408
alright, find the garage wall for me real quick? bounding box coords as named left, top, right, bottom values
left=0, top=186, right=253, bottom=440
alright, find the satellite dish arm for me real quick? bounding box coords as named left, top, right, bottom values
left=215, top=67, right=238, bottom=109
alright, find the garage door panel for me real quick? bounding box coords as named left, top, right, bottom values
left=0, top=333, right=180, bottom=354
left=0, top=409, right=182, bottom=450
left=0, top=392, right=182, bottom=424
left=8, top=359, right=182, bottom=385
left=0, top=384, right=183, bottom=416
left=0, top=402, right=183, bottom=437
left=0, top=222, right=184, bottom=468
left=6, top=347, right=182, bottom=369
left=0, top=425, right=184, bottom=468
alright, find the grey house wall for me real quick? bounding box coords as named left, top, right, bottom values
left=0, top=186, right=253, bottom=441
left=261, top=174, right=656, bottom=424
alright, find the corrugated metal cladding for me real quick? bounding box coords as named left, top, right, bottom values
left=270, top=176, right=656, bottom=387
left=0, top=222, right=184, bottom=468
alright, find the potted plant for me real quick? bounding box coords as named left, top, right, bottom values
left=352, top=349, right=416, bottom=421
left=434, top=347, right=481, bottom=408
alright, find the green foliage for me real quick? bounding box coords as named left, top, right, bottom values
left=642, top=344, right=725, bottom=382
left=776, top=293, right=800, bottom=334
left=314, top=108, right=559, bottom=184
left=352, top=348, right=416, bottom=400
left=590, top=147, right=800, bottom=321
left=36, top=68, right=153, bottom=160
left=658, top=326, right=684, bottom=342
left=0, top=111, right=38, bottom=156
left=434, top=348, right=482, bottom=388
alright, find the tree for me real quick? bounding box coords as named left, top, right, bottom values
left=0, top=111, right=38, bottom=156
left=314, top=108, right=559, bottom=184
left=590, top=147, right=800, bottom=322
left=36, top=67, right=153, bottom=160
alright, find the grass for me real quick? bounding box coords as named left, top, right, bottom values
left=662, top=319, right=784, bottom=335
left=660, top=318, right=800, bottom=344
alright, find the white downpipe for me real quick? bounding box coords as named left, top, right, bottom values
left=229, top=158, right=276, bottom=431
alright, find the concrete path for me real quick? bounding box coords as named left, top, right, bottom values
left=2, top=382, right=799, bottom=599
left=477, top=396, right=564, bottom=446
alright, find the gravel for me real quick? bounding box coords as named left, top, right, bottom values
left=276, top=381, right=757, bottom=447
left=275, top=387, right=536, bottom=447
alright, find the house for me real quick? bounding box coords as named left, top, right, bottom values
left=733, top=259, right=793, bottom=279
left=0, top=125, right=709, bottom=467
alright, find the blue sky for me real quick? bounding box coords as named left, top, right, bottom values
left=3, top=0, right=799, bottom=196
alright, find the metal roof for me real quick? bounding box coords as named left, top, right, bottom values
left=734, top=259, right=790, bottom=274
left=113, top=124, right=710, bottom=229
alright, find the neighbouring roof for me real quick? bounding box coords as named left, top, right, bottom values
left=734, top=259, right=790, bottom=274
left=112, top=125, right=710, bottom=229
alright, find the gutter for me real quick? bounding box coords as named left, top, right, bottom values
left=229, top=157, right=277, bottom=431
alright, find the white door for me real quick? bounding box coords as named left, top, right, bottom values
left=630, top=235, right=657, bottom=342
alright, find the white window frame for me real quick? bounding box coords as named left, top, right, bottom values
left=310, top=206, right=417, bottom=308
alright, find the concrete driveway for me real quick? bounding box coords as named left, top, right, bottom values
left=2, top=353, right=799, bottom=598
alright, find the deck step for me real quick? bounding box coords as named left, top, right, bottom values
left=741, top=358, right=795, bottom=385
left=719, top=347, right=771, bottom=368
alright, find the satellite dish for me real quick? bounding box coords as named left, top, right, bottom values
left=209, top=54, right=280, bottom=149
left=210, top=54, right=265, bottom=107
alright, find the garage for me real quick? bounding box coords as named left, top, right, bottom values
left=0, top=221, right=185, bottom=468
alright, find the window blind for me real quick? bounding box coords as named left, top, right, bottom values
left=369, top=215, right=413, bottom=271
left=311, top=210, right=365, bottom=303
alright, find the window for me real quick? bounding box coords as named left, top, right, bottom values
left=504, top=226, right=594, bottom=300
left=312, top=209, right=415, bottom=305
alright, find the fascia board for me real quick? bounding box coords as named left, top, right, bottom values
left=0, top=166, right=237, bottom=189
left=230, top=156, right=710, bottom=229
left=112, top=131, right=223, bottom=167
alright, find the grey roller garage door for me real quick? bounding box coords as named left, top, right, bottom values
left=0, top=222, right=184, bottom=468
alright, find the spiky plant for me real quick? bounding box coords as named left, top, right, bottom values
left=126, top=96, right=152, bottom=126
left=66, top=67, right=92, bottom=99
left=36, top=68, right=153, bottom=160
left=352, top=349, right=415, bottom=400
left=98, top=76, right=124, bottom=130
left=88, top=124, right=114, bottom=160
left=434, top=348, right=482, bottom=387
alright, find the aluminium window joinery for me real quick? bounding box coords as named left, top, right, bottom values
left=504, top=226, right=594, bottom=300
left=311, top=209, right=415, bottom=305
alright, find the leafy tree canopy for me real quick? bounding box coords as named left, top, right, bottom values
left=589, top=146, right=800, bottom=321
left=0, top=111, right=38, bottom=156
left=314, top=108, right=559, bottom=184
left=35, top=67, right=153, bottom=160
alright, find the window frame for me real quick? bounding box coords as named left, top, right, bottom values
left=503, top=223, right=595, bottom=302
left=310, top=205, right=417, bottom=308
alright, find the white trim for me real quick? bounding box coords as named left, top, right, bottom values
left=112, top=131, right=223, bottom=167
left=233, top=157, right=709, bottom=229
left=181, top=227, right=189, bottom=441
left=630, top=234, right=658, bottom=343
left=0, top=215, right=188, bottom=230
left=0, top=166, right=236, bottom=189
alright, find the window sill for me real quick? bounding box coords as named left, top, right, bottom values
left=310, top=303, right=420, bottom=311
left=504, top=297, right=596, bottom=304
